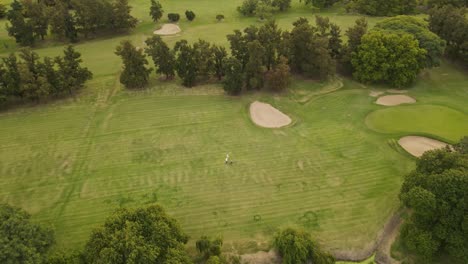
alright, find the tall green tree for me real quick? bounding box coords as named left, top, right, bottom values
left=348, top=0, right=417, bottom=16
left=174, top=40, right=198, bottom=87
left=301, top=0, right=338, bottom=8
left=83, top=204, right=191, bottom=264
left=374, top=16, right=446, bottom=67
left=111, top=0, right=138, bottom=32
left=399, top=146, right=468, bottom=262
left=18, top=48, right=50, bottom=100
left=341, top=17, right=367, bottom=73
left=258, top=20, right=282, bottom=70
left=352, top=31, right=426, bottom=87
left=245, top=40, right=266, bottom=90
left=193, top=39, right=215, bottom=80
left=237, top=0, right=258, bottom=16
left=196, top=236, right=223, bottom=260
left=222, top=57, right=243, bottom=95
left=56, top=45, right=93, bottom=94
left=6, top=0, right=35, bottom=46
left=2, top=54, right=21, bottom=97
left=115, top=41, right=151, bottom=89
left=227, top=29, right=250, bottom=70
left=265, top=56, right=290, bottom=91
left=0, top=3, right=7, bottom=19
left=0, top=203, right=55, bottom=264
left=272, top=0, right=291, bottom=11
left=145, top=35, right=176, bottom=79
left=211, top=45, right=227, bottom=80
left=273, top=228, right=334, bottom=264
left=149, top=0, right=163, bottom=22
left=23, top=0, right=49, bottom=40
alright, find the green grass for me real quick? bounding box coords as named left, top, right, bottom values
left=0, top=0, right=467, bottom=256
left=366, top=105, right=468, bottom=143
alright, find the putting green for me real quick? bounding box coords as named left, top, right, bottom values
left=365, top=105, right=468, bottom=142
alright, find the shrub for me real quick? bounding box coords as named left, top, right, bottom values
left=216, top=14, right=225, bottom=21
left=185, top=10, right=195, bottom=21
left=168, top=13, right=180, bottom=22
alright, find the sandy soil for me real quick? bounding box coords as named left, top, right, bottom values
left=376, top=95, right=416, bottom=106
left=153, top=24, right=181, bottom=35
left=369, top=91, right=385, bottom=97
left=250, top=101, right=292, bottom=128
left=398, top=136, right=448, bottom=157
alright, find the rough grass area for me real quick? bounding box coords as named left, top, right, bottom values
left=0, top=0, right=467, bottom=256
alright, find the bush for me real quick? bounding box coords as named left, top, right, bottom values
left=185, top=10, right=195, bottom=21
left=216, top=14, right=225, bottom=21
left=168, top=13, right=180, bottom=22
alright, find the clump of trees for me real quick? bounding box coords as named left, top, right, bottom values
left=0, top=203, right=55, bottom=263
left=237, top=0, right=291, bottom=19
left=428, top=5, right=468, bottom=65
left=273, top=228, right=335, bottom=264
left=6, top=0, right=138, bottom=46
left=399, top=140, right=468, bottom=263
left=346, top=0, right=417, bottom=16
left=0, top=46, right=92, bottom=107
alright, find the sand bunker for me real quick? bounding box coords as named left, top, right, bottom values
left=398, top=136, right=448, bottom=157
left=250, top=101, right=292, bottom=128
left=153, top=24, right=181, bottom=35
left=369, top=91, right=384, bottom=97
left=376, top=95, right=416, bottom=106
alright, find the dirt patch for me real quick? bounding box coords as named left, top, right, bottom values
left=241, top=250, right=281, bottom=264
left=398, top=136, right=448, bottom=157
left=153, top=24, right=181, bottom=35
left=370, top=91, right=385, bottom=97
left=386, top=89, right=408, bottom=94
left=376, top=95, right=416, bottom=106
left=250, top=101, right=292, bottom=128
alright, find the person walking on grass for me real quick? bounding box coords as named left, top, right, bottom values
left=225, top=153, right=230, bottom=164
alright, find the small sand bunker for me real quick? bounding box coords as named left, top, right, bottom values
left=250, top=101, right=292, bottom=128
left=398, top=136, right=448, bottom=157
left=376, top=95, right=416, bottom=106
left=153, top=24, right=181, bottom=35
left=369, top=91, right=384, bottom=97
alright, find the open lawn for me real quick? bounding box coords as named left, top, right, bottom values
left=0, top=0, right=467, bottom=256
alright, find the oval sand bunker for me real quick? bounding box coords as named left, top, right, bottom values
left=376, top=95, right=416, bottom=106
left=398, top=136, right=448, bottom=157
left=154, top=24, right=181, bottom=35
left=250, top=101, right=291, bottom=128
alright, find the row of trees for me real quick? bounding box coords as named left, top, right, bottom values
left=399, top=137, right=468, bottom=263
left=237, top=0, right=339, bottom=19
left=6, top=0, right=137, bottom=46
left=1, top=201, right=335, bottom=264
left=0, top=46, right=92, bottom=106
left=347, top=0, right=467, bottom=16
left=149, top=0, right=196, bottom=23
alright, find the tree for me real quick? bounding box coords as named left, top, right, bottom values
left=196, top=236, right=223, bottom=260
left=374, top=16, right=446, bottom=68
left=428, top=5, right=468, bottom=65
left=301, top=0, right=338, bottom=8
left=216, top=14, right=225, bottom=21
left=56, top=46, right=93, bottom=94
left=145, top=35, right=176, bottom=79
left=265, top=56, right=290, bottom=91
left=245, top=40, right=266, bottom=90
left=273, top=228, right=334, bottom=264
left=18, top=48, right=50, bottom=100
left=237, top=0, right=258, bottom=16
left=341, top=17, right=367, bottom=73
left=73, top=0, right=114, bottom=38
left=254, top=1, right=275, bottom=21
left=83, top=204, right=191, bottom=264
left=212, top=45, right=227, bottom=80
left=454, top=136, right=468, bottom=154
left=41, top=57, right=61, bottom=96
left=272, top=0, right=291, bottom=11
left=112, top=0, right=138, bottom=32
left=185, top=10, right=195, bottom=21
left=6, top=0, right=35, bottom=46
left=174, top=40, right=198, bottom=87
left=428, top=0, right=467, bottom=7
left=115, top=41, right=151, bottom=89
left=168, top=13, right=180, bottom=22
left=227, top=30, right=250, bottom=70
left=149, top=0, right=163, bottom=22
left=49, top=1, right=78, bottom=42
left=194, top=39, right=214, bottom=80
left=399, top=146, right=468, bottom=262
left=348, top=0, right=417, bottom=16
left=0, top=203, right=55, bottom=263
left=23, top=0, right=49, bottom=40
left=2, top=54, right=21, bottom=98
left=0, top=3, right=7, bottom=19
left=258, top=20, right=282, bottom=70
left=223, top=57, right=243, bottom=95
left=352, top=31, right=426, bottom=87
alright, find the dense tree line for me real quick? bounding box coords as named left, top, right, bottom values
left=428, top=5, right=468, bottom=65
left=347, top=0, right=418, bottom=16
left=238, top=0, right=292, bottom=19
left=6, top=0, right=137, bottom=46
left=399, top=139, right=468, bottom=263
left=0, top=46, right=92, bottom=107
